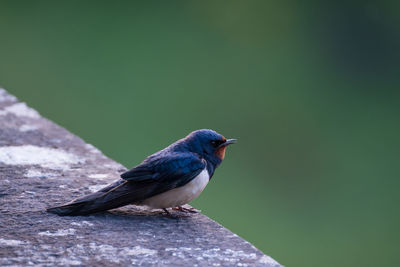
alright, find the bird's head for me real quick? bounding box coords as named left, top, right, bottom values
left=184, top=129, right=236, bottom=162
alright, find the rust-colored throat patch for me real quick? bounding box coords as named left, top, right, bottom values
left=216, top=146, right=227, bottom=160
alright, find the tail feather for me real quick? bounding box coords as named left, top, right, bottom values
left=46, top=179, right=160, bottom=216
left=47, top=202, right=90, bottom=216
left=46, top=197, right=131, bottom=216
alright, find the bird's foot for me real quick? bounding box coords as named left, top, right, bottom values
left=161, top=208, right=187, bottom=218
left=172, top=206, right=199, bottom=213
left=162, top=208, right=171, bottom=215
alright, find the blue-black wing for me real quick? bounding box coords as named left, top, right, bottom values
left=47, top=153, right=207, bottom=216
left=121, top=152, right=206, bottom=188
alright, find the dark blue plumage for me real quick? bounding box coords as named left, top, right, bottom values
left=47, top=129, right=236, bottom=216
left=121, top=152, right=205, bottom=188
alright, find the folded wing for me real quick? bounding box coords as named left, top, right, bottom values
left=47, top=152, right=206, bottom=215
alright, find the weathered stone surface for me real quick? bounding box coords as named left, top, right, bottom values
left=0, top=88, right=281, bottom=266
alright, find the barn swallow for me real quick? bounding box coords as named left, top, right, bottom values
left=47, top=129, right=236, bottom=216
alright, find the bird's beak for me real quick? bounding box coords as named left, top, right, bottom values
left=218, top=138, right=237, bottom=149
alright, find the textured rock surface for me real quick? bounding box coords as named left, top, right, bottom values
left=0, top=88, right=281, bottom=266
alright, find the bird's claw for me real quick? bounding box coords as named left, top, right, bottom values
left=162, top=208, right=171, bottom=215
left=172, top=206, right=200, bottom=213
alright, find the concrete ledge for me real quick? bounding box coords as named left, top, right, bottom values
left=0, top=88, right=281, bottom=266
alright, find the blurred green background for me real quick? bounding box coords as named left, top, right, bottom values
left=1, top=1, right=399, bottom=266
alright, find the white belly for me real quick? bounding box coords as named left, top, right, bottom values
left=141, top=169, right=209, bottom=209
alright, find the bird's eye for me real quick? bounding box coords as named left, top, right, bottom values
left=211, top=140, right=223, bottom=147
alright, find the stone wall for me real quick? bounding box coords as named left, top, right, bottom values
left=0, top=88, right=281, bottom=266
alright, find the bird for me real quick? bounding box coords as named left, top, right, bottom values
left=47, top=129, right=236, bottom=216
